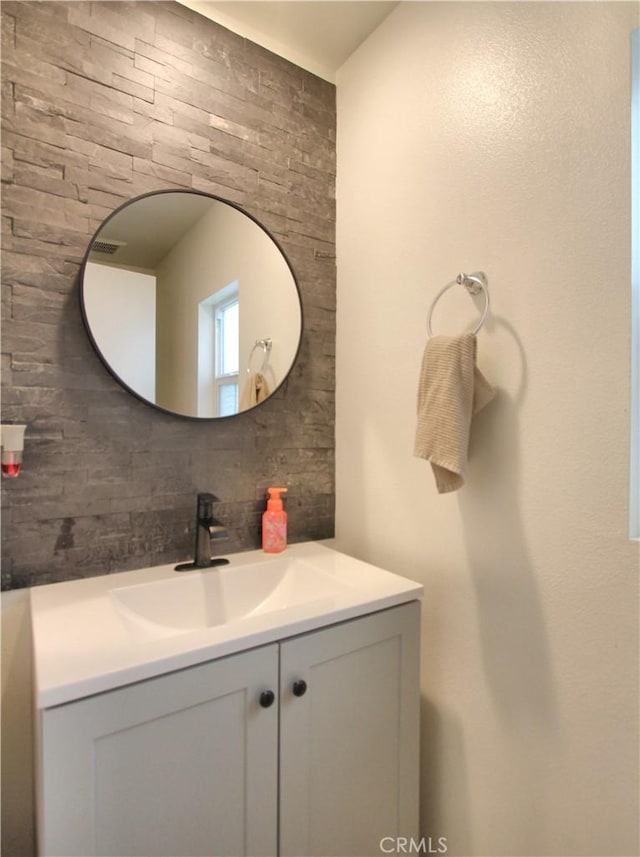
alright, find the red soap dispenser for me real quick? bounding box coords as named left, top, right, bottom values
left=262, top=487, right=287, bottom=553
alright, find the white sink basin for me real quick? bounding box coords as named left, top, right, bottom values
left=30, top=541, right=423, bottom=708
left=110, top=557, right=350, bottom=634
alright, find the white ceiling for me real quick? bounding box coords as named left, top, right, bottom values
left=178, top=1, right=399, bottom=82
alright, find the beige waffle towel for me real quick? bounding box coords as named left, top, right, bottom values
left=414, top=333, right=495, bottom=493
left=240, top=372, right=271, bottom=410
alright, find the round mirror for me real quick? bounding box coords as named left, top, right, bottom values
left=80, top=190, right=302, bottom=419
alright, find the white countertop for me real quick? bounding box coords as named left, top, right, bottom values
left=30, top=541, right=423, bottom=709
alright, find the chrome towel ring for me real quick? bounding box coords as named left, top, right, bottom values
left=246, top=338, right=272, bottom=373
left=427, top=271, right=490, bottom=337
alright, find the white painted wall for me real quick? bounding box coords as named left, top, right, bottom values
left=83, top=263, right=156, bottom=401
left=335, top=3, right=639, bottom=856
left=1, top=591, right=35, bottom=857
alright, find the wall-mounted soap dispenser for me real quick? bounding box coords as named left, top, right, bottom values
left=0, top=424, right=27, bottom=478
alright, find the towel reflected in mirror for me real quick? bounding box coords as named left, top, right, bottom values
left=240, top=372, right=271, bottom=411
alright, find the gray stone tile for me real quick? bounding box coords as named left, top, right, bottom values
left=1, top=0, right=336, bottom=589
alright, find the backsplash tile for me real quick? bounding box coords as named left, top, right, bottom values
left=0, top=1, right=336, bottom=589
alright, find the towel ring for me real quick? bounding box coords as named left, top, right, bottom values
left=427, top=271, right=490, bottom=337
left=246, top=338, right=272, bottom=374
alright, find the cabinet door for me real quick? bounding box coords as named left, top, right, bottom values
left=39, top=645, right=279, bottom=857
left=279, top=601, right=420, bottom=857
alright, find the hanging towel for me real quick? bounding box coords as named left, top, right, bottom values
left=414, top=333, right=495, bottom=493
left=240, top=372, right=271, bottom=410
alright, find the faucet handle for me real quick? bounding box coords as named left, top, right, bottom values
left=209, top=524, right=228, bottom=541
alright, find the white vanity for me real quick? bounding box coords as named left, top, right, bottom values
left=31, top=541, right=423, bottom=857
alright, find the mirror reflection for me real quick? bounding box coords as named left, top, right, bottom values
left=81, top=191, right=302, bottom=419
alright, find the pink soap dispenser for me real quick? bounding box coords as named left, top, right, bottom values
left=262, top=487, right=287, bottom=553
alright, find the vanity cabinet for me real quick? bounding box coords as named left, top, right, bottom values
left=38, top=645, right=279, bottom=857
left=37, top=601, right=420, bottom=857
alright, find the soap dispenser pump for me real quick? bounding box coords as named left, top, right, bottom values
left=262, top=487, right=287, bottom=553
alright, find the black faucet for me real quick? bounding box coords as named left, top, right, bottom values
left=175, top=493, right=230, bottom=571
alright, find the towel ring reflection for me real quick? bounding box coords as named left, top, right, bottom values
left=427, top=271, right=490, bottom=337
left=246, top=338, right=272, bottom=374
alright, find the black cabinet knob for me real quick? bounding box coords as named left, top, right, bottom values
left=259, top=690, right=275, bottom=708
left=292, top=679, right=307, bottom=697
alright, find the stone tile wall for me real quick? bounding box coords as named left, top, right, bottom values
left=0, top=1, right=336, bottom=589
